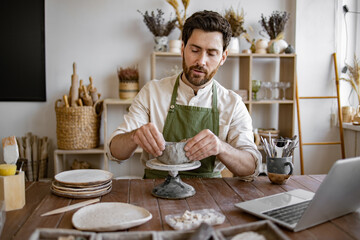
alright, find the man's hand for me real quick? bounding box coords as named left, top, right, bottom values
left=184, top=129, right=223, bottom=161
left=132, top=123, right=165, bottom=157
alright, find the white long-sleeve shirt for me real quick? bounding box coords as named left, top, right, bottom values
left=108, top=75, right=262, bottom=181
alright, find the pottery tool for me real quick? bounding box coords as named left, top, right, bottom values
left=41, top=198, right=100, bottom=217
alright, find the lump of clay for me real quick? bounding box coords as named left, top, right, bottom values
left=157, top=142, right=190, bottom=165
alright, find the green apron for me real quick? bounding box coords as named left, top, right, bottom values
left=144, top=75, right=221, bottom=179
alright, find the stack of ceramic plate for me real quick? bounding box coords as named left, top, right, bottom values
left=51, top=169, right=113, bottom=198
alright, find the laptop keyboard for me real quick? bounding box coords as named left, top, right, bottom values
left=262, top=200, right=311, bottom=225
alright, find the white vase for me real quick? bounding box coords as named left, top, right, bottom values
left=268, top=39, right=288, bottom=54
left=169, top=39, right=182, bottom=53
left=228, top=37, right=240, bottom=54
left=154, top=36, right=168, bottom=52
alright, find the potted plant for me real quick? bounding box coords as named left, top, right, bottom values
left=259, top=11, right=290, bottom=53
left=166, top=0, right=190, bottom=53
left=138, top=9, right=177, bottom=52
left=224, top=7, right=246, bottom=53
left=341, top=55, right=360, bottom=122
left=117, top=66, right=139, bottom=99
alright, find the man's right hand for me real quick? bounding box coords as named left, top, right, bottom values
left=132, top=123, right=165, bottom=157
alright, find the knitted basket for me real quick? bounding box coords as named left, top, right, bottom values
left=55, top=99, right=102, bottom=150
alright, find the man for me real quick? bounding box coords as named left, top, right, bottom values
left=108, top=10, right=261, bottom=180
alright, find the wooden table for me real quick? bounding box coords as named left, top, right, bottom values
left=2, top=176, right=360, bottom=240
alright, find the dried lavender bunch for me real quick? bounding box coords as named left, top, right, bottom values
left=138, top=9, right=177, bottom=37
left=117, top=66, right=139, bottom=82
left=259, top=11, right=290, bottom=39
left=224, top=7, right=246, bottom=38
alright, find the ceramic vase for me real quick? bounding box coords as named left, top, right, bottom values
left=268, top=39, right=288, bottom=54
left=342, top=106, right=356, bottom=123
left=228, top=37, right=240, bottom=54
left=255, top=39, right=268, bottom=54
left=169, top=39, right=182, bottom=53
left=154, top=36, right=168, bottom=52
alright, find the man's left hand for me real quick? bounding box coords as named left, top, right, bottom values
left=184, top=129, right=223, bottom=161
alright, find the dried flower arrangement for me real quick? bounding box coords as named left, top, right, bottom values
left=224, top=7, right=246, bottom=38
left=341, top=55, right=360, bottom=104
left=166, top=0, right=190, bottom=34
left=259, top=11, right=290, bottom=40
left=117, top=66, right=139, bottom=82
left=138, top=9, right=177, bottom=37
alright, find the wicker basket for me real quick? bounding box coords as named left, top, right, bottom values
left=55, top=99, right=102, bottom=150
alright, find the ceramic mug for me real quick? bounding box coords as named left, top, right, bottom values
left=266, top=156, right=294, bottom=184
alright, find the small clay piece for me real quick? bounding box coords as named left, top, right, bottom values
left=157, top=142, right=190, bottom=165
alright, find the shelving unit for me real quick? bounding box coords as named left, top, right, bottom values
left=53, top=52, right=296, bottom=175
left=151, top=52, right=297, bottom=139
left=53, top=98, right=142, bottom=175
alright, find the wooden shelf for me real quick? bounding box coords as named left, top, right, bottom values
left=151, top=52, right=296, bottom=139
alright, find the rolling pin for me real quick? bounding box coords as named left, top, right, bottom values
left=69, top=62, right=79, bottom=107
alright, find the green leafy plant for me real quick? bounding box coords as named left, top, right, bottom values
left=259, top=11, right=290, bottom=40
left=224, top=7, right=246, bottom=38
left=341, top=55, right=360, bottom=104
left=117, top=66, right=139, bottom=82
left=138, top=9, right=177, bottom=37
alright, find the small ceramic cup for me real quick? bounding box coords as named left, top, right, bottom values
left=266, top=156, right=294, bottom=184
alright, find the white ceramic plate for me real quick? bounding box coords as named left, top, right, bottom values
left=51, top=186, right=112, bottom=199
left=52, top=180, right=112, bottom=192
left=146, top=158, right=201, bottom=171
left=72, top=202, right=152, bottom=231
left=55, top=169, right=113, bottom=186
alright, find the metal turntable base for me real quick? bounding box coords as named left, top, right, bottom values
left=146, top=159, right=201, bottom=199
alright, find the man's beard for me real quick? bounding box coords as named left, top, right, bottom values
left=182, top=57, right=221, bottom=87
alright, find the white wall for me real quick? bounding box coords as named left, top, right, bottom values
left=0, top=0, right=350, bottom=177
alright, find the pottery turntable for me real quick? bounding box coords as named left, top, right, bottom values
left=146, top=158, right=200, bottom=199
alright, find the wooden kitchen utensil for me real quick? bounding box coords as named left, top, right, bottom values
left=70, top=62, right=79, bottom=107
left=41, top=198, right=100, bottom=216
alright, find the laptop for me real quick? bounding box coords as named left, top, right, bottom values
left=235, top=157, right=360, bottom=232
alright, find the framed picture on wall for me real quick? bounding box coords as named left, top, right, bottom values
left=0, top=0, right=46, bottom=101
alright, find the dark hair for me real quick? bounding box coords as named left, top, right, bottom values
left=182, top=10, right=232, bottom=52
